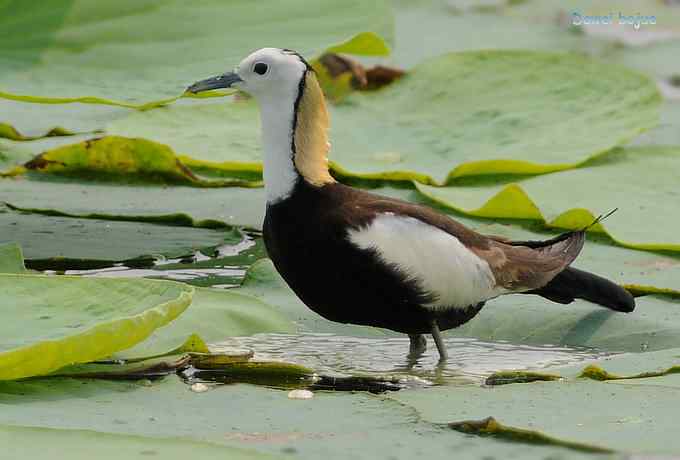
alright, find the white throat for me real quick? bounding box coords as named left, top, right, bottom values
left=258, top=93, right=300, bottom=204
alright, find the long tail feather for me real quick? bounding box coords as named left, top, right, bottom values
left=527, top=266, right=635, bottom=313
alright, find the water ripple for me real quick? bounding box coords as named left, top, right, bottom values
left=213, top=333, right=615, bottom=386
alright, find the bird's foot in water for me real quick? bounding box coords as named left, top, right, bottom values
left=431, top=320, right=448, bottom=363
left=408, top=334, right=427, bottom=360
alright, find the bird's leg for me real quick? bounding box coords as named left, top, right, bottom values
left=430, top=320, right=448, bottom=362
left=408, top=334, right=427, bottom=358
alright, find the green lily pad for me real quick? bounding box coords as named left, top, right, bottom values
left=416, top=147, right=680, bottom=251
left=390, top=373, right=680, bottom=454
left=108, top=50, right=660, bottom=184
left=0, top=243, right=25, bottom=274
left=0, top=377, right=617, bottom=460
left=0, top=178, right=266, bottom=230
left=0, top=99, right=118, bottom=141
left=117, top=286, right=296, bottom=360
left=450, top=295, right=680, bottom=353
left=0, top=0, right=391, bottom=104
left=0, top=271, right=193, bottom=380
left=0, top=206, right=241, bottom=262
left=388, top=0, right=588, bottom=69
left=6, top=136, right=261, bottom=187
left=0, top=424, right=279, bottom=460
left=0, top=242, right=195, bottom=379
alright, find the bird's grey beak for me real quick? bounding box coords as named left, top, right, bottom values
left=186, top=72, right=243, bottom=93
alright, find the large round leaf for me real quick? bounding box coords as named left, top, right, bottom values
left=387, top=0, right=587, bottom=68
left=108, top=51, right=660, bottom=184
left=416, top=147, right=680, bottom=251
left=0, top=274, right=193, bottom=379
left=0, top=178, right=266, bottom=230
left=0, top=0, right=391, bottom=103
left=117, top=286, right=296, bottom=360
left=0, top=377, right=611, bottom=460
left=0, top=424, right=276, bottom=460
left=0, top=243, right=25, bottom=274
left=0, top=208, right=240, bottom=262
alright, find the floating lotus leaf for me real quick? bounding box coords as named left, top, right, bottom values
left=0, top=178, right=266, bottom=230
left=388, top=0, right=587, bottom=69
left=0, top=242, right=25, bottom=274
left=416, top=147, right=680, bottom=251
left=117, top=286, right=295, bottom=360
left=0, top=0, right=391, bottom=104
left=107, top=51, right=660, bottom=184
left=0, top=271, right=193, bottom=380
left=5, top=136, right=261, bottom=187
left=0, top=377, right=610, bottom=460
left=390, top=358, right=680, bottom=454
left=0, top=424, right=278, bottom=460
left=0, top=207, right=241, bottom=262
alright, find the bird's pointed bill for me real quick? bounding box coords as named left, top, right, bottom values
left=187, top=72, right=242, bottom=94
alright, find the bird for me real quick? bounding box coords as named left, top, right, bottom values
left=187, top=48, right=635, bottom=361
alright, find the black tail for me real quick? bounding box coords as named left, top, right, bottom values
left=527, top=267, right=635, bottom=313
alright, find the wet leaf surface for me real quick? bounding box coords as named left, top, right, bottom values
left=107, top=51, right=660, bottom=184
left=0, top=206, right=241, bottom=263
left=0, top=271, right=193, bottom=379
left=416, top=147, right=680, bottom=251
left=3, top=1, right=680, bottom=457
left=0, top=377, right=620, bottom=460
left=115, top=286, right=295, bottom=361
left=0, top=0, right=391, bottom=103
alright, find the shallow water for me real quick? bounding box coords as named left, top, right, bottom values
left=213, top=333, right=615, bottom=386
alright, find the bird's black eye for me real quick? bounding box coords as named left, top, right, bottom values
left=253, top=62, right=268, bottom=75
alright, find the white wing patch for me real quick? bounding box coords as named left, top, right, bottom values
left=347, top=214, right=504, bottom=310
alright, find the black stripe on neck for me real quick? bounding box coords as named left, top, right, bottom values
left=290, top=69, right=308, bottom=158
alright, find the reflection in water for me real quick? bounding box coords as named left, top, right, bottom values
left=213, top=333, right=615, bottom=386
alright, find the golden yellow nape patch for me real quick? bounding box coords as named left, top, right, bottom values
left=293, top=72, right=336, bottom=186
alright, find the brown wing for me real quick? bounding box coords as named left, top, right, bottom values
left=470, top=231, right=585, bottom=291
left=334, top=185, right=585, bottom=293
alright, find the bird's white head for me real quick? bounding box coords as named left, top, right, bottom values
left=188, top=48, right=335, bottom=203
